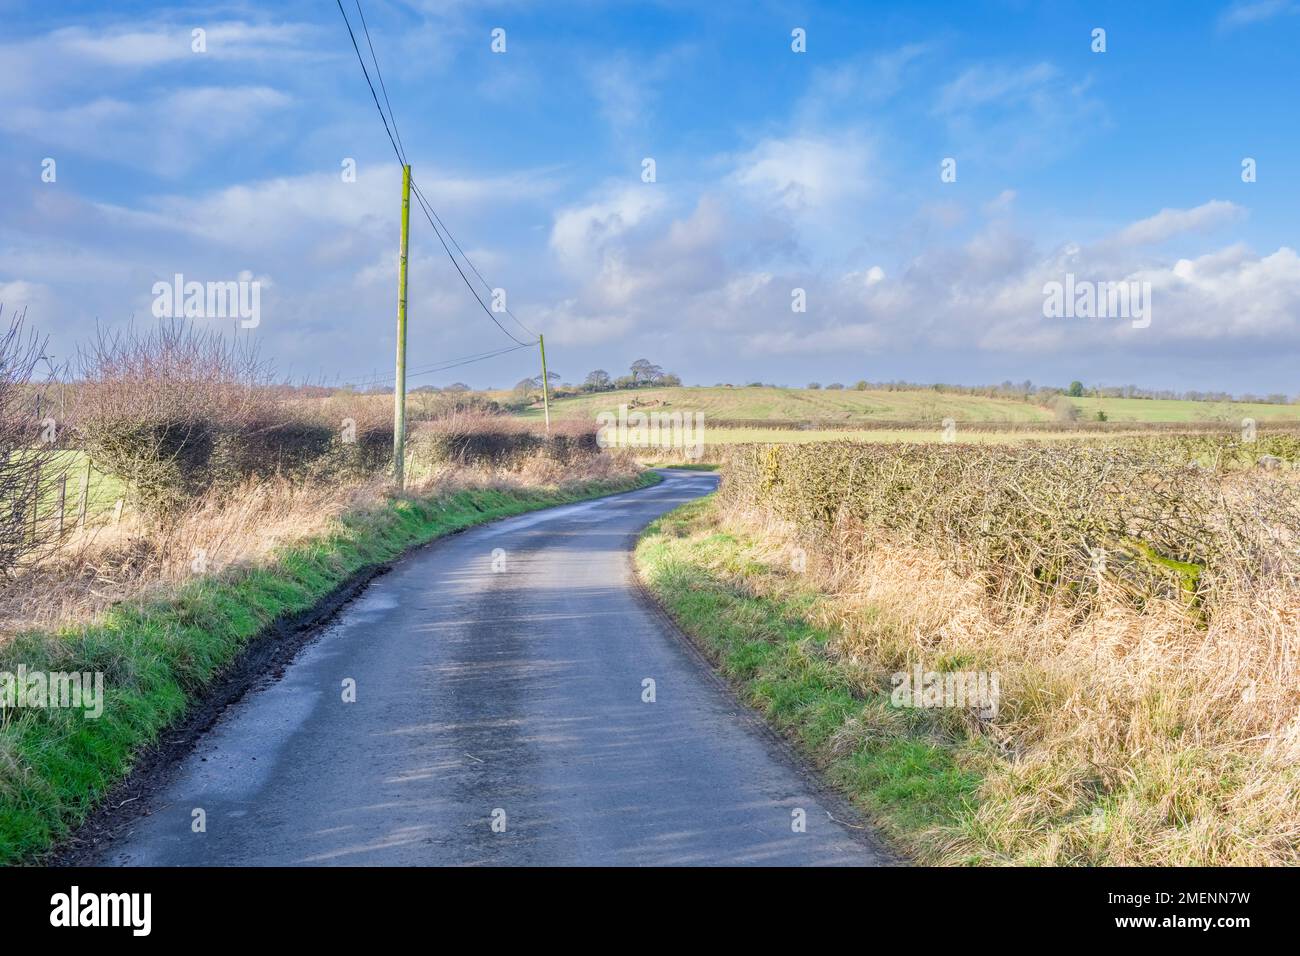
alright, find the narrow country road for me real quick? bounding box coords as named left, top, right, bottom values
left=88, top=471, right=888, bottom=866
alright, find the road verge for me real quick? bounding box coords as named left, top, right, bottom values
left=636, top=496, right=980, bottom=865
left=2, top=472, right=660, bottom=865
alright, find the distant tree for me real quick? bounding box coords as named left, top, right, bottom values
left=659, top=373, right=682, bottom=387
left=613, top=374, right=636, bottom=389
left=443, top=382, right=470, bottom=393
left=826, top=382, right=844, bottom=390
left=1068, top=380, right=1084, bottom=397
left=854, top=380, right=869, bottom=390
left=807, top=382, right=822, bottom=390
left=513, top=378, right=537, bottom=399
left=746, top=381, right=764, bottom=388
left=630, top=358, right=664, bottom=385
left=584, top=369, right=612, bottom=391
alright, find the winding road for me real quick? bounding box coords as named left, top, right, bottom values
left=88, top=470, right=887, bottom=866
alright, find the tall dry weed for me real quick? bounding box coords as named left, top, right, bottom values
left=716, top=451, right=1300, bottom=865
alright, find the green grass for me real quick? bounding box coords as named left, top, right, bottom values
left=516, top=386, right=1052, bottom=423
left=636, top=497, right=983, bottom=860
left=34, top=451, right=125, bottom=524
left=509, top=385, right=1300, bottom=427
left=692, top=427, right=1189, bottom=445
left=639, top=461, right=720, bottom=470
left=0, top=471, right=658, bottom=864
left=1070, top=396, right=1298, bottom=422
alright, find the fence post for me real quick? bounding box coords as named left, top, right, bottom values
left=79, top=458, right=91, bottom=525
left=31, top=462, right=40, bottom=544
left=56, top=475, right=67, bottom=537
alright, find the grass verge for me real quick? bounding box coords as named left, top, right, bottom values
left=0, top=471, right=658, bottom=864
left=638, top=461, right=720, bottom=471
left=636, top=496, right=984, bottom=864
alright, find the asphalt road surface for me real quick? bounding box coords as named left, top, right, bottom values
left=89, top=470, right=888, bottom=866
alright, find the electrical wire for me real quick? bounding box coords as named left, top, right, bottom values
left=335, top=0, right=541, bottom=350
left=353, top=0, right=408, bottom=165
left=338, top=343, right=530, bottom=389
left=334, top=0, right=403, bottom=166
left=409, top=179, right=538, bottom=340
left=407, top=183, right=537, bottom=346
left=337, top=342, right=532, bottom=390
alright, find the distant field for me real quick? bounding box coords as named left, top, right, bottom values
left=695, top=427, right=1168, bottom=445
left=515, top=386, right=1050, bottom=423
left=1071, top=396, right=1300, bottom=422
left=512, top=386, right=1300, bottom=427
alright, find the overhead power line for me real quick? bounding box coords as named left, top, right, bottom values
left=335, top=0, right=539, bottom=348
left=407, top=183, right=536, bottom=346
left=338, top=342, right=532, bottom=390
left=334, top=0, right=403, bottom=166
left=353, top=0, right=408, bottom=165
left=408, top=178, right=538, bottom=340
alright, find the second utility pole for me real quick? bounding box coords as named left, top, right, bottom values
left=538, top=333, right=551, bottom=434
left=393, top=164, right=411, bottom=488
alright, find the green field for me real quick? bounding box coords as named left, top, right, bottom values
left=515, top=386, right=1050, bottom=423
left=513, top=385, right=1300, bottom=427
left=38, top=451, right=126, bottom=525
left=1071, top=396, right=1300, bottom=422
left=692, top=427, right=1171, bottom=445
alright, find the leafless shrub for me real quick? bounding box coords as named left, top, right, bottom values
left=0, top=306, right=67, bottom=576
left=709, top=441, right=1300, bottom=864
left=70, top=322, right=279, bottom=516
left=410, top=412, right=597, bottom=469
left=721, top=441, right=1300, bottom=615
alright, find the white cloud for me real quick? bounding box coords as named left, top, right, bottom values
left=1153, top=244, right=1300, bottom=339
left=727, top=135, right=872, bottom=213
left=1219, top=1, right=1299, bottom=29
left=0, top=280, right=49, bottom=314
left=0, top=21, right=320, bottom=97
left=92, top=164, right=560, bottom=253
left=587, top=56, right=648, bottom=133
left=0, top=86, right=292, bottom=174
left=933, top=61, right=1103, bottom=164
left=549, top=186, right=665, bottom=272
left=983, top=190, right=1017, bottom=216
left=795, top=44, right=930, bottom=121
left=936, top=62, right=1059, bottom=113
left=583, top=45, right=695, bottom=137
left=844, top=266, right=885, bottom=288
left=46, top=22, right=315, bottom=67
left=722, top=208, right=1300, bottom=360
left=1109, top=200, right=1244, bottom=247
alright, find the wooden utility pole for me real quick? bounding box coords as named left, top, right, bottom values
left=393, top=164, right=412, bottom=488
left=538, top=334, right=551, bottom=435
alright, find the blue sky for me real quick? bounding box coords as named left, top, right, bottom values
left=2, top=0, right=1298, bottom=393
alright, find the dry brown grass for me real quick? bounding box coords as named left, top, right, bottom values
left=1, top=449, right=639, bottom=640
left=718, top=485, right=1300, bottom=865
